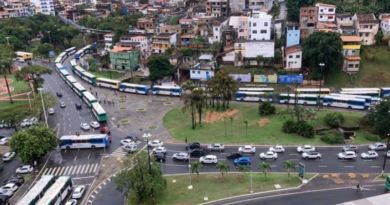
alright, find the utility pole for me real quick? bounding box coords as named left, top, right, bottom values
left=318, top=63, right=325, bottom=110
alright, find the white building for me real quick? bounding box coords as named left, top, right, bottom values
left=248, top=0, right=274, bottom=12
left=223, top=40, right=274, bottom=66
left=284, top=45, right=302, bottom=71
left=210, top=18, right=229, bottom=44
left=190, top=54, right=215, bottom=81
left=315, top=3, right=336, bottom=22
left=249, top=11, right=272, bottom=41
left=229, top=16, right=249, bottom=39
left=379, top=14, right=390, bottom=36
left=120, top=35, right=151, bottom=60
left=30, top=0, right=54, bottom=15
left=103, top=33, right=114, bottom=50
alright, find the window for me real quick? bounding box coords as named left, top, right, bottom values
left=370, top=25, right=372, bottom=29
left=253, top=23, right=257, bottom=27
left=264, top=22, right=268, bottom=26
left=365, top=33, right=369, bottom=37
left=320, top=9, right=323, bottom=12
left=348, top=64, right=354, bottom=68
left=215, top=27, right=218, bottom=31
left=296, top=55, right=300, bottom=58
left=355, top=64, right=359, bottom=68
left=197, top=71, right=200, bottom=74
left=252, top=30, right=257, bottom=34
left=329, top=8, right=334, bottom=12
left=260, top=30, right=267, bottom=33
left=320, top=15, right=323, bottom=19
left=192, top=70, right=195, bottom=73
left=289, top=55, right=293, bottom=59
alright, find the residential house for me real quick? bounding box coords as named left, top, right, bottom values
left=209, top=18, right=229, bottom=43
left=223, top=39, right=274, bottom=66
left=120, top=35, right=151, bottom=60
left=354, top=13, right=379, bottom=45
left=315, top=3, right=336, bottom=22
left=248, top=10, right=272, bottom=41
left=206, top=0, right=229, bottom=17
left=109, top=45, right=140, bottom=71
left=152, top=33, right=177, bottom=54
left=300, top=6, right=318, bottom=39
left=190, top=54, right=216, bottom=81
left=336, top=13, right=356, bottom=35
left=248, top=0, right=274, bottom=12
left=137, top=17, right=155, bottom=32
left=2, top=0, right=35, bottom=18
left=229, top=0, right=245, bottom=14
left=158, top=24, right=181, bottom=34
left=229, top=16, right=249, bottom=39
left=379, top=14, right=390, bottom=37
left=103, top=33, right=114, bottom=50
left=286, top=24, right=300, bottom=47
left=30, top=0, right=54, bottom=15
left=284, top=45, right=302, bottom=71
left=340, top=35, right=361, bottom=72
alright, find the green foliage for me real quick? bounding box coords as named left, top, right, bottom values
left=147, top=55, right=175, bottom=83
left=10, top=124, right=58, bottom=163
left=215, top=162, right=230, bottom=179
left=364, top=134, right=382, bottom=142
left=33, top=43, right=53, bottom=58
left=364, top=100, right=390, bottom=137
left=375, top=31, right=384, bottom=46
left=15, top=65, right=52, bottom=93
left=286, top=0, right=315, bottom=22
left=296, top=121, right=315, bottom=138
left=167, top=15, right=180, bottom=25
left=259, top=162, right=271, bottom=178
left=114, top=153, right=167, bottom=205
left=191, top=161, right=202, bottom=177
left=318, top=0, right=387, bottom=15
left=165, top=47, right=173, bottom=56
left=180, top=48, right=193, bottom=57
left=283, top=160, right=296, bottom=177
left=282, top=120, right=297, bottom=133
left=320, top=132, right=345, bottom=144
left=207, top=70, right=238, bottom=111
left=30, top=92, right=56, bottom=118
left=0, top=108, right=29, bottom=131
left=258, top=101, right=276, bottom=116
left=324, top=112, right=345, bottom=128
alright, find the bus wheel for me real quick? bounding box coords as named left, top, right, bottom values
left=91, top=145, right=96, bottom=149
left=66, top=146, right=71, bottom=151
left=348, top=106, right=352, bottom=109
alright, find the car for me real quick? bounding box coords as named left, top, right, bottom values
left=226, top=152, right=243, bottom=160
left=199, top=155, right=218, bottom=164
left=148, top=140, right=164, bottom=148
left=125, top=135, right=140, bottom=142
left=80, top=123, right=90, bottom=131
left=152, top=146, right=167, bottom=155
left=48, top=108, right=55, bottom=115
left=72, top=185, right=86, bottom=199
left=60, top=101, right=66, bottom=108
left=2, top=152, right=15, bottom=162
left=75, top=103, right=82, bottom=110
left=342, top=145, right=359, bottom=153
left=121, top=144, right=137, bottom=153
left=20, top=118, right=31, bottom=128
left=259, top=151, right=278, bottom=160
left=4, top=176, right=24, bottom=186
left=100, top=126, right=111, bottom=135
left=238, top=145, right=256, bottom=154
left=361, top=150, right=379, bottom=159
left=0, top=183, right=18, bottom=193
left=90, top=121, right=100, bottom=129
left=56, top=92, right=63, bottom=97
left=234, top=157, right=251, bottom=166
left=120, top=139, right=136, bottom=146
left=29, top=117, right=38, bottom=125
left=207, top=143, right=224, bottom=152
left=0, top=137, right=9, bottom=145
left=297, top=145, right=316, bottom=153
left=189, top=148, right=207, bottom=157
left=153, top=152, right=166, bottom=163
left=65, top=199, right=78, bottom=205
left=338, top=151, right=357, bottom=160
left=15, top=165, right=33, bottom=174
left=172, top=152, right=189, bottom=161
left=269, top=145, right=285, bottom=153
left=302, top=151, right=322, bottom=160
left=368, top=142, right=387, bottom=151
left=186, top=142, right=201, bottom=150
left=387, top=150, right=390, bottom=158
left=0, top=188, right=13, bottom=197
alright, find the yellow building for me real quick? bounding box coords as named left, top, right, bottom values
left=340, top=35, right=361, bottom=72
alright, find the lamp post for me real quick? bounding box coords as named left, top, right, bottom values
left=318, top=63, right=325, bottom=110
left=188, top=149, right=192, bottom=190
left=38, top=88, right=48, bottom=127
left=381, top=133, right=390, bottom=176
left=244, top=120, right=248, bottom=137
left=5, top=36, right=9, bottom=45
left=27, top=92, right=32, bottom=110
left=143, top=133, right=152, bottom=173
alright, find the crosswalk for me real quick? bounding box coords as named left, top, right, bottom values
left=43, top=163, right=99, bottom=176
left=110, top=147, right=128, bottom=157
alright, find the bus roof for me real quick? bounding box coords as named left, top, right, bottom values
left=82, top=71, right=96, bottom=79
left=83, top=91, right=97, bottom=101
left=73, top=82, right=86, bottom=92
left=341, top=88, right=380, bottom=92
left=15, top=51, right=33, bottom=55
left=74, top=65, right=86, bottom=73
left=330, top=93, right=372, bottom=99
left=296, top=88, right=330, bottom=92
left=280, top=93, right=320, bottom=97
left=60, top=134, right=108, bottom=140
left=70, top=59, right=77, bottom=66
left=55, top=63, right=63, bottom=69
left=60, top=69, right=69, bottom=76
left=16, top=175, right=55, bottom=205
left=340, top=90, right=380, bottom=94
left=64, top=47, right=76, bottom=52
left=120, top=82, right=149, bottom=88
left=238, top=87, right=274, bottom=91
left=153, top=85, right=182, bottom=89
left=66, top=75, right=77, bottom=83
left=92, top=102, right=106, bottom=114
left=36, top=176, right=71, bottom=205
left=324, top=95, right=366, bottom=102
left=97, top=77, right=120, bottom=84
left=236, top=91, right=266, bottom=95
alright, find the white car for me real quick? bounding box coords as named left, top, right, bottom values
left=172, top=152, right=189, bottom=161
left=297, top=145, right=316, bottom=153
left=207, top=143, right=224, bottom=152
left=0, top=183, right=18, bottom=193
left=0, top=137, right=9, bottom=145
left=152, top=146, right=167, bottom=155
left=269, top=145, right=285, bottom=153
left=368, top=142, right=387, bottom=151
left=60, top=101, right=66, bottom=108
left=80, top=123, right=91, bottom=131
left=148, top=140, right=164, bottom=148
left=338, top=151, right=357, bottom=160
left=0, top=189, right=13, bottom=197
left=199, top=155, right=218, bottom=164
left=15, top=165, right=34, bottom=174
left=20, top=119, right=31, bottom=128
left=120, top=139, right=136, bottom=146
left=65, top=199, right=78, bottom=205
left=238, top=145, right=256, bottom=154
left=90, top=121, right=100, bottom=129
left=2, top=152, right=16, bottom=162
left=72, top=185, right=86, bottom=199
left=387, top=150, right=390, bottom=158
left=259, top=151, right=278, bottom=160
left=121, top=144, right=137, bottom=153
left=29, top=117, right=38, bottom=125
left=48, top=108, right=55, bottom=115
left=302, top=151, right=322, bottom=160
left=360, top=150, right=379, bottom=159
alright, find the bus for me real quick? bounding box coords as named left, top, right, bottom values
left=340, top=88, right=381, bottom=100
left=92, top=102, right=108, bottom=122
left=279, top=93, right=319, bottom=105
left=330, top=93, right=373, bottom=108
left=72, top=82, right=86, bottom=97
left=238, top=87, right=274, bottom=93
left=235, top=91, right=272, bottom=102
left=72, top=65, right=86, bottom=78
left=119, top=83, right=150, bottom=95
left=380, top=87, right=390, bottom=98
left=65, top=75, right=77, bottom=87
left=295, top=88, right=331, bottom=95
left=59, top=134, right=110, bottom=150
left=55, top=63, right=63, bottom=72
left=152, top=85, right=182, bottom=96
left=59, top=69, right=70, bottom=81
left=36, top=176, right=72, bottom=205
left=16, top=175, right=55, bottom=205
left=75, top=45, right=92, bottom=60
left=80, top=71, right=97, bottom=85
left=386, top=175, right=390, bottom=190
left=55, top=52, right=66, bottom=64
left=82, top=91, right=97, bottom=107
left=64, top=47, right=77, bottom=56
left=70, top=59, right=77, bottom=67
left=323, top=95, right=366, bottom=110
left=96, top=78, right=120, bottom=89
left=16, top=51, right=33, bottom=61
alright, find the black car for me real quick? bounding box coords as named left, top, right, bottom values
left=189, top=148, right=207, bottom=157
left=153, top=152, right=166, bottom=163
left=56, top=92, right=63, bottom=97
left=75, top=103, right=82, bottom=110
left=125, top=135, right=140, bottom=142
left=226, top=152, right=243, bottom=160
left=186, top=142, right=201, bottom=150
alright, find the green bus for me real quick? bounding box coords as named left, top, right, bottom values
left=91, top=102, right=107, bottom=122
left=386, top=176, right=390, bottom=190
left=82, top=91, right=97, bottom=107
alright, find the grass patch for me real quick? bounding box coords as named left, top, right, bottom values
left=148, top=125, right=157, bottom=130
left=164, top=103, right=377, bottom=145
left=89, top=70, right=124, bottom=79
left=119, top=118, right=130, bottom=125
left=0, top=101, right=29, bottom=111
left=160, top=173, right=312, bottom=205
left=7, top=75, right=30, bottom=94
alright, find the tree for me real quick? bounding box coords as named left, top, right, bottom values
left=283, top=160, right=296, bottom=178
left=10, top=124, right=58, bottom=163
left=191, top=161, right=202, bottom=177
left=61, top=26, right=80, bottom=47
left=15, top=65, right=52, bottom=93
left=165, top=47, right=173, bottom=56
left=0, top=44, right=14, bottom=103
left=258, top=101, right=276, bottom=116
left=0, top=108, right=27, bottom=131
left=30, top=92, right=56, bottom=120
left=182, top=90, right=197, bottom=129
left=365, top=100, right=390, bottom=137
left=375, top=31, right=384, bottom=45
left=259, top=162, right=270, bottom=179
left=302, top=32, right=343, bottom=80
left=193, top=88, right=207, bottom=126
left=114, top=153, right=167, bottom=205
left=34, top=43, right=53, bottom=58
left=236, top=164, right=249, bottom=181
left=180, top=48, right=193, bottom=57
left=324, top=112, right=345, bottom=128
left=207, top=70, right=237, bottom=110
left=167, top=15, right=180, bottom=25
left=147, top=55, right=175, bottom=85
left=286, top=0, right=315, bottom=22
left=215, top=162, right=230, bottom=180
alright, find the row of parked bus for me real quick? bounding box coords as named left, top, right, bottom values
left=55, top=47, right=108, bottom=123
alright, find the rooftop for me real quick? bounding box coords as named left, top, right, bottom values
left=340, top=35, right=361, bottom=42
left=285, top=45, right=302, bottom=54
left=110, top=46, right=135, bottom=53
left=315, top=3, right=336, bottom=8
left=357, top=14, right=378, bottom=23
left=337, top=13, right=353, bottom=18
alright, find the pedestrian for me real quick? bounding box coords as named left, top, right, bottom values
left=95, top=92, right=98, bottom=97
left=185, top=137, right=188, bottom=144
left=103, top=99, right=106, bottom=104
left=356, top=183, right=361, bottom=191
left=90, top=87, right=92, bottom=91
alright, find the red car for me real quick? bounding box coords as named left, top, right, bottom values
left=100, top=126, right=111, bottom=135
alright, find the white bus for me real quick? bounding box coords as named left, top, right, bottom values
left=65, top=75, right=77, bottom=87
left=340, top=88, right=381, bottom=100
left=59, top=69, right=70, bottom=81
left=72, top=65, right=86, bottom=79
left=55, top=53, right=66, bottom=64
left=330, top=93, right=373, bottom=107
left=279, top=93, right=319, bottom=105
left=238, top=87, right=274, bottom=93
left=119, top=83, right=150, bottom=95
left=296, top=88, right=331, bottom=95
left=82, top=91, right=97, bottom=107
left=381, top=87, right=390, bottom=97
left=16, top=175, right=55, bottom=205
left=234, top=91, right=273, bottom=102
left=70, top=59, right=77, bottom=67
left=92, top=102, right=108, bottom=122
left=81, top=71, right=97, bottom=85
left=96, top=78, right=120, bottom=89
left=323, top=95, right=366, bottom=110
left=60, top=134, right=110, bottom=150
left=152, top=85, right=182, bottom=96
left=55, top=63, right=63, bottom=72
left=36, top=176, right=72, bottom=205
left=72, top=82, right=86, bottom=97
left=64, top=47, right=77, bottom=56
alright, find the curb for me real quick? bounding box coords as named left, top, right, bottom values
left=163, top=142, right=374, bottom=148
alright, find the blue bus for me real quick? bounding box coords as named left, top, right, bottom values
left=152, top=85, right=182, bottom=96
left=119, top=83, right=150, bottom=95
left=323, top=95, right=366, bottom=110
left=381, top=87, right=390, bottom=98
left=59, top=134, right=110, bottom=150
left=330, top=93, right=373, bottom=108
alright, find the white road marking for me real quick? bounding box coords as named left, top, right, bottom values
left=76, top=165, right=82, bottom=174
left=63, top=166, right=70, bottom=175
left=57, top=167, right=65, bottom=175
left=289, top=153, right=298, bottom=156
left=318, top=165, right=328, bottom=168
left=344, top=165, right=354, bottom=168
left=80, top=164, right=86, bottom=174
left=51, top=167, right=58, bottom=175
left=93, top=163, right=99, bottom=173
left=370, top=166, right=380, bottom=168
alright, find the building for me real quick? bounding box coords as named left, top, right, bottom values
left=229, top=0, right=245, bottom=14
left=120, top=35, right=151, bottom=60
left=224, top=39, right=274, bottom=66
left=190, top=54, right=215, bottom=81
left=315, top=3, right=336, bottom=23
left=158, top=24, right=181, bottom=34
left=379, top=14, right=390, bottom=37
left=152, top=33, right=177, bottom=54
left=206, top=0, right=229, bottom=17
left=340, top=35, right=361, bottom=72
left=137, top=17, right=155, bottom=31
left=286, top=24, right=300, bottom=47
left=336, top=13, right=356, bottom=35
left=229, top=16, right=249, bottom=39
left=210, top=18, right=229, bottom=43
left=300, top=6, right=318, bottom=38
left=248, top=0, right=274, bottom=12
left=248, top=10, right=272, bottom=41
left=103, top=33, right=114, bottom=50
left=354, top=13, right=379, bottom=45
left=109, top=45, right=140, bottom=71
left=0, top=0, right=35, bottom=18
left=284, top=45, right=302, bottom=71
left=30, top=0, right=54, bottom=15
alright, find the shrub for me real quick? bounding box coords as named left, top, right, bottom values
left=324, top=113, right=345, bottom=128
left=282, top=120, right=297, bottom=134
left=320, top=133, right=345, bottom=144
left=364, top=134, right=381, bottom=142
left=258, top=101, right=276, bottom=116
left=296, top=121, right=315, bottom=138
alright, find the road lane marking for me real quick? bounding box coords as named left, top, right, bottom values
left=80, top=164, right=86, bottom=174
left=63, top=166, right=70, bottom=175
left=75, top=165, right=82, bottom=174
left=57, top=167, right=65, bottom=175
left=84, top=164, right=91, bottom=174
left=289, top=153, right=298, bottom=156
left=93, top=163, right=99, bottom=173
left=89, top=164, right=96, bottom=173
left=318, top=165, right=328, bottom=168
left=370, top=166, right=380, bottom=168
left=344, top=165, right=354, bottom=168
left=67, top=166, right=75, bottom=175
left=51, top=167, right=58, bottom=175
left=71, top=165, right=78, bottom=175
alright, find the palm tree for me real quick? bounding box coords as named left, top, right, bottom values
left=259, top=162, right=270, bottom=179
left=284, top=160, right=296, bottom=178
left=192, top=88, right=207, bottom=126
left=0, top=45, right=14, bottom=103
left=215, top=162, right=230, bottom=180
left=236, top=164, right=249, bottom=182
left=191, top=161, right=202, bottom=178
left=182, top=90, right=197, bottom=129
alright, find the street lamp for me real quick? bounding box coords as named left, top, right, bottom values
left=5, top=36, right=10, bottom=45
left=382, top=133, right=390, bottom=175
left=38, top=88, right=48, bottom=127
left=142, top=133, right=152, bottom=173
left=188, top=149, right=192, bottom=190
left=318, top=63, right=325, bottom=110
left=27, top=92, right=32, bottom=110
